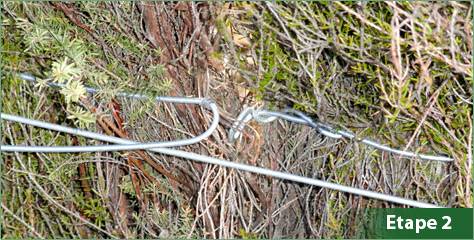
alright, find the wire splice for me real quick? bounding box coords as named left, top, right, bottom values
left=0, top=72, right=450, bottom=208
left=229, top=106, right=453, bottom=162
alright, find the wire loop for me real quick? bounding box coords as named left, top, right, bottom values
left=2, top=73, right=219, bottom=152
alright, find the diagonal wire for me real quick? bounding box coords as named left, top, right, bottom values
left=1, top=112, right=440, bottom=208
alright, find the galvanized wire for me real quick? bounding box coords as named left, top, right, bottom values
left=0, top=112, right=441, bottom=208
left=0, top=72, right=447, bottom=208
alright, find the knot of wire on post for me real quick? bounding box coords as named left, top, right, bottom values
left=0, top=73, right=449, bottom=208
left=228, top=106, right=453, bottom=162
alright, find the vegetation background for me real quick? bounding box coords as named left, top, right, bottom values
left=1, top=1, right=472, bottom=238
